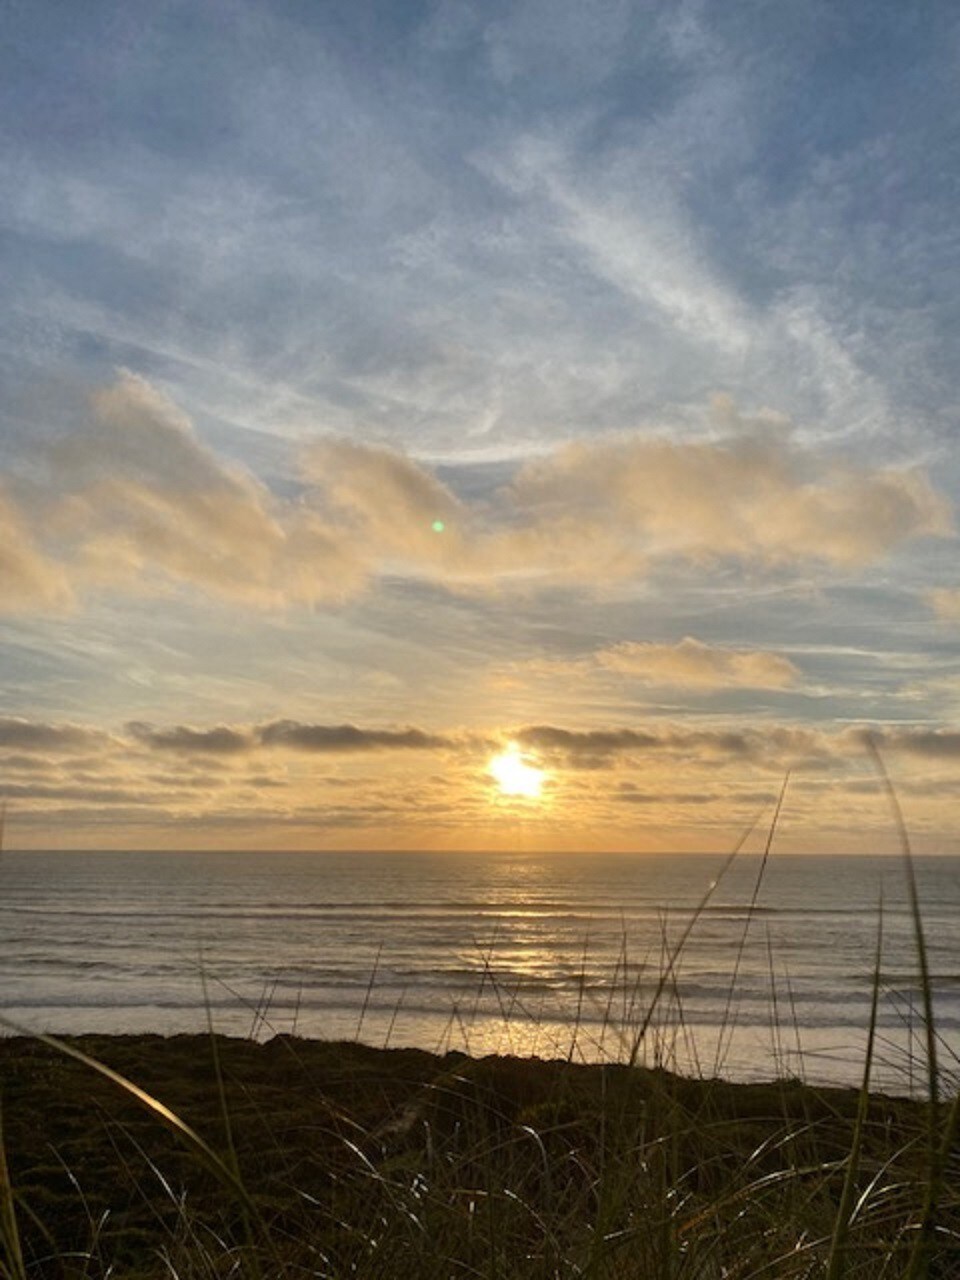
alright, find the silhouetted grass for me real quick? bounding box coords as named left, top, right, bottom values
left=1, top=1032, right=958, bottom=1278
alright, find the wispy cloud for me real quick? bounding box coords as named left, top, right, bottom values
left=595, top=638, right=799, bottom=689
left=0, top=489, right=73, bottom=611
left=492, top=637, right=800, bottom=696
left=928, top=588, right=960, bottom=621
left=862, top=727, right=960, bottom=759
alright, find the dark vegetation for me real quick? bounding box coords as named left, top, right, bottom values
left=0, top=1032, right=958, bottom=1278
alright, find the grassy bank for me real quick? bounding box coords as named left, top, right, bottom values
left=1, top=1032, right=957, bottom=1278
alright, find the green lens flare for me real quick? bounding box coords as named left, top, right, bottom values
left=431, top=519, right=445, bottom=533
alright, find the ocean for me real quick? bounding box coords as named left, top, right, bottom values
left=1, top=849, right=958, bottom=1092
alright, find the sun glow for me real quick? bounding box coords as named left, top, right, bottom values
left=488, top=743, right=546, bottom=799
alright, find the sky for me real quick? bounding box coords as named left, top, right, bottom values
left=1, top=0, right=959, bottom=852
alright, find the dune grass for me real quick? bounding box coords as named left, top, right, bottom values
left=0, top=773, right=958, bottom=1277
left=0, top=1030, right=957, bottom=1278
left=1, top=987, right=956, bottom=1276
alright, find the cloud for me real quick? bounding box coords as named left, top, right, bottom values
left=257, top=721, right=453, bottom=752
left=859, top=728, right=960, bottom=760
left=615, top=783, right=777, bottom=807
left=515, top=723, right=831, bottom=769
left=832, top=776, right=960, bottom=799
left=928, top=588, right=960, bottom=621
left=2, top=716, right=454, bottom=763
left=517, top=726, right=660, bottom=758
left=302, top=438, right=466, bottom=567
left=504, top=429, right=952, bottom=572
left=589, top=637, right=799, bottom=689
left=20, top=715, right=955, bottom=772
left=488, top=131, right=752, bottom=356
left=474, top=113, right=910, bottom=446
left=0, top=717, right=109, bottom=753
left=1, top=711, right=956, bottom=850
left=299, top=416, right=952, bottom=589
left=126, top=722, right=253, bottom=754
left=0, top=375, right=952, bottom=616
left=0, top=783, right=153, bottom=805
left=0, top=754, right=62, bottom=773
left=0, top=489, right=73, bottom=612
left=42, top=372, right=366, bottom=607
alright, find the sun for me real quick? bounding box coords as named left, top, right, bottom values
left=488, top=742, right=545, bottom=799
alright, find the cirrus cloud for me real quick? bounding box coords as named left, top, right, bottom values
left=0, top=489, right=73, bottom=612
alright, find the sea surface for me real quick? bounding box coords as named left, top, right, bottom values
left=1, top=850, right=958, bottom=1092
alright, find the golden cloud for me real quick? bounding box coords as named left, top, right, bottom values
left=505, top=432, right=952, bottom=570
left=0, top=489, right=73, bottom=611
left=0, top=375, right=953, bottom=614
left=928, top=588, right=960, bottom=621
left=592, top=637, right=798, bottom=689
left=47, top=372, right=367, bottom=606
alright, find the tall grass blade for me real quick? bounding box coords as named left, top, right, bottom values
left=626, top=803, right=768, bottom=1069
left=865, top=737, right=941, bottom=1280
left=713, top=773, right=790, bottom=1076
left=356, top=942, right=383, bottom=1043
left=825, top=891, right=884, bottom=1280
left=567, top=935, right=590, bottom=1064
left=0, top=813, right=26, bottom=1280
left=198, top=965, right=261, bottom=1279
left=0, top=1103, right=26, bottom=1280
